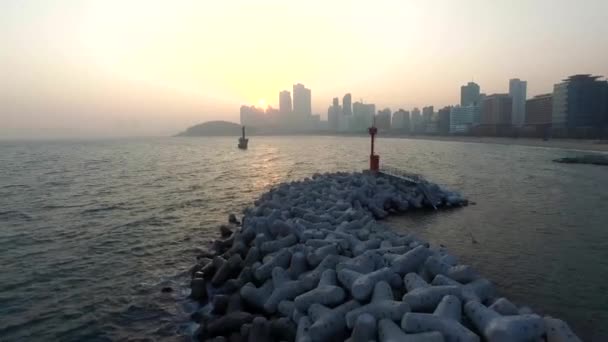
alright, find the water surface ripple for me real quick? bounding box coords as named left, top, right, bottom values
left=0, top=137, right=606, bottom=341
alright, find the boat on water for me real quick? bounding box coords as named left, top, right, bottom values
left=238, top=126, right=249, bottom=149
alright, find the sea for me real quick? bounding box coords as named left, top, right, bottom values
left=0, top=136, right=607, bottom=341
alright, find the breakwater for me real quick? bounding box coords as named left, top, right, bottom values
left=190, top=171, right=578, bottom=341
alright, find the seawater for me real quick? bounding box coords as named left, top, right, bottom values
left=0, top=136, right=606, bottom=341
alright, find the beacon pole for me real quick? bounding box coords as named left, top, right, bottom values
left=368, top=118, right=379, bottom=172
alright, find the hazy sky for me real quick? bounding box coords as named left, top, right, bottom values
left=2, top=0, right=607, bottom=138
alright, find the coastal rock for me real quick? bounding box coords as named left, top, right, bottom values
left=206, top=311, right=254, bottom=337
left=254, top=249, right=292, bottom=281
left=345, top=281, right=410, bottom=328
left=188, top=171, right=579, bottom=342
left=346, top=313, right=377, bottom=342
left=378, top=318, right=444, bottom=342
left=240, top=281, right=273, bottom=311
left=220, top=225, right=233, bottom=238
left=308, top=300, right=360, bottom=341
left=402, top=284, right=462, bottom=312
left=228, top=213, right=240, bottom=225
left=488, top=298, right=519, bottom=316
left=264, top=274, right=316, bottom=313
left=295, top=316, right=312, bottom=342
left=211, top=254, right=243, bottom=287
left=401, top=312, right=479, bottom=342
left=464, top=301, right=545, bottom=342
left=544, top=316, right=582, bottom=342
left=191, top=278, right=207, bottom=301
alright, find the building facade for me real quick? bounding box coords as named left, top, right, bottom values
left=279, top=90, right=292, bottom=115
left=352, top=102, right=376, bottom=132
left=342, top=93, right=352, bottom=116
left=526, top=94, right=553, bottom=125
left=449, top=105, right=477, bottom=134
left=461, top=82, right=481, bottom=106
left=327, top=97, right=341, bottom=131
left=410, top=107, right=422, bottom=133
left=293, top=83, right=312, bottom=116
left=552, top=75, right=608, bottom=131
left=438, top=106, right=452, bottom=135
left=509, top=79, right=527, bottom=127
left=422, top=106, right=434, bottom=124
left=481, top=94, right=512, bottom=125
left=376, top=108, right=391, bottom=130
left=391, top=109, right=410, bottom=132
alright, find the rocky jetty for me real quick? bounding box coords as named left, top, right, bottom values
left=189, top=171, right=580, bottom=341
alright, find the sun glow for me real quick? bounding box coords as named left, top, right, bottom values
left=258, top=99, right=266, bottom=107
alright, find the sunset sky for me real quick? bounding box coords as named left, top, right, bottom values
left=2, top=0, right=608, bottom=138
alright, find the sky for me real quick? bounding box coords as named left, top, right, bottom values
left=1, top=0, right=607, bottom=139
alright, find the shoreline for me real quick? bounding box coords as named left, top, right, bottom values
left=379, top=135, right=608, bottom=153
left=187, top=171, right=579, bottom=341
left=176, top=132, right=608, bottom=153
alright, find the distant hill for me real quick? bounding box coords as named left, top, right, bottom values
left=176, top=121, right=254, bottom=136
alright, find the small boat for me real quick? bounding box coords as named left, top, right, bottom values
left=238, top=126, right=249, bottom=149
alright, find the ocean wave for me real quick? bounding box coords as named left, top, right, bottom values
left=81, top=204, right=126, bottom=214
left=0, top=210, right=33, bottom=220
left=0, top=184, right=29, bottom=190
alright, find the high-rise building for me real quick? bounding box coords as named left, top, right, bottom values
left=327, top=97, right=342, bottom=131
left=411, top=107, right=422, bottom=133
left=509, top=79, right=527, bottom=127
left=342, top=93, right=352, bottom=116
left=525, top=94, right=553, bottom=125
left=391, top=109, right=410, bottom=132
left=481, top=94, right=512, bottom=125
left=449, top=105, right=477, bottom=134
left=279, top=90, right=292, bottom=115
left=376, top=108, right=391, bottom=130
left=438, top=106, right=452, bottom=135
left=422, top=106, right=434, bottom=124
left=352, top=102, right=376, bottom=131
left=552, top=74, right=608, bottom=129
left=293, top=83, right=312, bottom=116
left=474, top=94, right=486, bottom=124
left=552, top=82, right=568, bottom=127
left=461, top=82, right=481, bottom=106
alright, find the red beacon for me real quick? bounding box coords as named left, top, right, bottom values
left=368, top=120, right=379, bottom=172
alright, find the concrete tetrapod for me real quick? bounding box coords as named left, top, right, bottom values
left=264, top=268, right=316, bottom=313
left=378, top=318, right=445, bottom=342
left=294, top=269, right=346, bottom=312
left=254, top=249, right=292, bottom=282
left=307, top=300, right=361, bottom=341
left=390, top=245, right=433, bottom=275
left=424, top=256, right=478, bottom=283
left=544, top=316, right=582, bottom=342
left=401, top=296, right=479, bottom=342
left=346, top=313, right=377, bottom=342
left=345, top=267, right=400, bottom=301
left=464, top=301, right=545, bottom=342
left=345, top=281, right=410, bottom=328
left=189, top=172, right=580, bottom=341
left=488, top=298, right=519, bottom=316
left=402, top=272, right=462, bottom=311
left=240, top=280, right=273, bottom=312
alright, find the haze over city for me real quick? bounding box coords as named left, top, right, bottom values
left=2, top=0, right=608, bottom=138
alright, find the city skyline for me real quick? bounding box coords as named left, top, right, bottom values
left=239, top=72, right=606, bottom=138
left=2, top=0, right=608, bottom=138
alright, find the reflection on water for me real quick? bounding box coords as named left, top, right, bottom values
left=0, top=136, right=606, bottom=341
